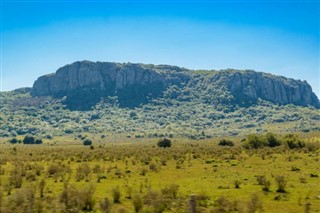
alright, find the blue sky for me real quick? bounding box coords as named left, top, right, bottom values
left=1, top=1, right=319, bottom=97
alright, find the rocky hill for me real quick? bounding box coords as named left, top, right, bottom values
left=32, top=61, right=320, bottom=109
left=1, top=61, right=319, bottom=139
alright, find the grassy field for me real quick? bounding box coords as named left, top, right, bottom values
left=0, top=136, right=319, bottom=213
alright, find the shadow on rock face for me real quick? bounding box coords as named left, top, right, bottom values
left=62, top=82, right=166, bottom=110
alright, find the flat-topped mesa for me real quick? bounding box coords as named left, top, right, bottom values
left=31, top=61, right=167, bottom=108
left=32, top=61, right=166, bottom=96
left=31, top=61, right=320, bottom=109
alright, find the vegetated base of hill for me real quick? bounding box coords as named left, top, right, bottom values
left=0, top=88, right=319, bottom=139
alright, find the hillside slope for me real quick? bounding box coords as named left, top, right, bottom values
left=0, top=61, right=319, bottom=139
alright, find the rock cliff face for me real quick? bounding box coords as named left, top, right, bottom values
left=32, top=61, right=166, bottom=108
left=32, top=61, right=320, bottom=109
left=224, top=71, right=320, bottom=108
left=32, top=61, right=166, bottom=97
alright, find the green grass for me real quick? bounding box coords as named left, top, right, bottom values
left=0, top=137, right=319, bottom=212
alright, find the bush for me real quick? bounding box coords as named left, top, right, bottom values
left=283, top=133, right=305, bottom=149
left=218, top=139, right=234, bottom=146
left=100, top=198, right=111, bottom=213
left=244, top=134, right=267, bottom=149
left=275, top=176, right=287, bottom=193
left=76, top=163, right=91, bottom=182
left=79, top=184, right=96, bottom=211
left=34, top=139, right=43, bottom=144
left=266, top=132, right=281, bottom=147
left=247, top=193, right=263, bottom=213
left=157, top=138, right=171, bottom=148
left=22, top=136, right=42, bottom=144
left=161, top=184, right=179, bottom=199
left=112, top=186, right=121, bottom=203
left=143, top=191, right=167, bottom=212
left=23, top=135, right=35, bottom=144
left=132, top=195, right=143, bottom=213
left=256, top=175, right=270, bottom=191
left=83, top=139, right=92, bottom=146
left=213, top=196, right=233, bottom=212
left=9, top=138, right=19, bottom=144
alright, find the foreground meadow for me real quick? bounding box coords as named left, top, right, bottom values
left=0, top=136, right=319, bottom=213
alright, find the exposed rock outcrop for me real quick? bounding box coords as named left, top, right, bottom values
left=32, top=61, right=166, bottom=96
left=32, top=61, right=166, bottom=108
left=225, top=71, right=319, bottom=108
left=31, top=61, right=320, bottom=109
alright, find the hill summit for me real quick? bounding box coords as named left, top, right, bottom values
left=32, top=61, right=320, bottom=109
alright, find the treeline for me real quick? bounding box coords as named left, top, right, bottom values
left=6, top=132, right=312, bottom=150
left=219, top=132, right=309, bottom=150
left=9, top=135, right=43, bottom=144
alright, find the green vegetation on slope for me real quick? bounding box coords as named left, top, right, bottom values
left=0, top=88, right=319, bottom=139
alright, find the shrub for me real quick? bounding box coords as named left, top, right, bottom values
left=76, top=163, right=91, bottom=182
left=79, top=184, right=96, bottom=211
left=213, top=196, right=233, bottom=212
left=149, top=162, right=159, bottom=172
left=83, top=139, right=92, bottom=146
left=64, top=129, right=74, bottom=134
left=218, top=139, right=234, bottom=146
left=275, top=176, right=287, bottom=193
left=9, top=167, right=23, bottom=188
left=140, top=167, right=148, bottom=176
left=157, top=138, right=171, bottom=148
left=266, top=132, right=281, bottom=147
left=22, top=136, right=42, bottom=144
left=143, top=191, right=167, bottom=213
left=9, top=138, right=19, bottom=144
left=196, top=193, right=211, bottom=208
left=112, top=186, right=121, bottom=203
left=256, top=175, right=270, bottom=191
left=47, top=163, right=61, bottom=177
left=23, top=135, right=35, bottom=144
left=247, top=193, right=263, bottom=213
left=34, top=139, right=43, bottom=144
left=60, top=184, right=82, bottom=212
left=283, top=133, right=305, bottom=149
left=39, top=179, right=46, bottom=198
left=234, top=180, right=241, bottom=189
left=132, top=195, right=143, bottom=213
left=244, top=134, right=267, bottom=149
left=100, top=198, right=111, bottom=213
left=161, top=184, right=179, bottom=199
left=125, top=186, right=132, bottom=199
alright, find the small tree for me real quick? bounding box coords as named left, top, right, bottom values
left=83, top=139, right=92, bottom=146
left=218, top=139, right=234, bottom=146
left=9, top=138, right=19, bottom=144
left=283, top=133, right=305, bottom=149
left=23, top=135, right=35, bottom=144
left=157, top=138, right=172, bottom=148
left=244, top=134, right=267, bottom=149
left=34, top=139, right=43, bottom=144
left=266, top=132, right=281, bottom=147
